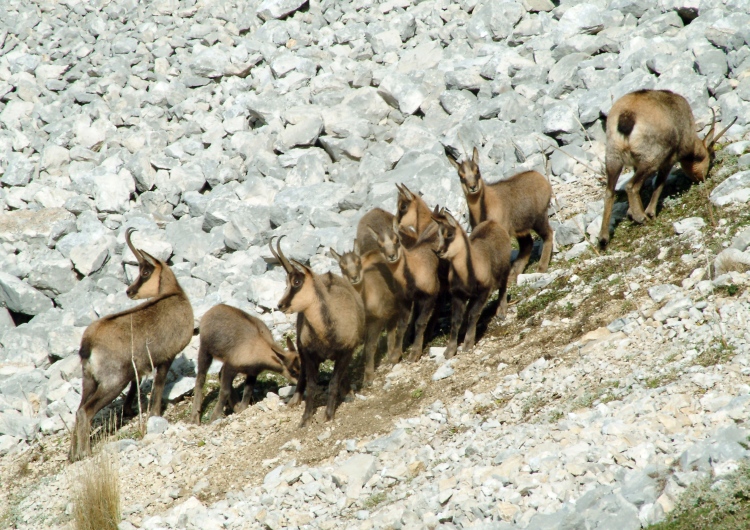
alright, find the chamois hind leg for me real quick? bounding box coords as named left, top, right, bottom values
left=190, top=343, right=213, bottom=424
left=148, top=361, right=173, bottom=417
left=625, top=163, right=658, bottom=224
left=599, top=154, right=624, bottom=248
left=235, top=373, right=257, bottom=413
left=463, top=290, right=491, bottom=351
left=510, top=234, right=533, bottom=284
left=363, top=318, right=382, bottom=387
left=644, top=162, right=673, bottom=219
left=408, top=296, right=437, bottom=362
left=210, top=365, right=237, bottom=422
left=445, top=295, right=467, bottom=359
left=69, top=371, right=97, bottom=462
left=534, top=217, right=554, bottom=273
left=71, top=376, right=131, bottom=461
left=326, top=352, right=353, bottom=422
left=299, top=359, right=320, bottom=428
left=495, top=269, right=511, bottom=319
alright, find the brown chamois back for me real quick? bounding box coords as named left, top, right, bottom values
left=356, top=207, right=395, bottom=255
left=433, top=208, right=511, bottom=358
left=598, top=89, right=736, bottom=247
left=447, top=147, right=553, bottom=283
left=270, top=236, right=365, bottom=427
left=70, top=229, right=194, bottom=462
left=191, top=304, right=300, bottom=424
left=331, top=242, right=409, bottom=380
left=368, top=217, right=440, bottom=361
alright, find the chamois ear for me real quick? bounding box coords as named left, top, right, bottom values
left=392, top=215, right=400, bottom=233
left=399, top=183, right=414, bottom=201
left=353, top=240, right=361, bottom=256
left=367, top=226, right=380, bottom=244
left=290, top=259, right=311, bottom=275
left=443, top=209, right=458, bottom=228
left=472, top=147, right=479, bottom=165
left=140, top=250, right=159, bottom=266
left=286, top=336, right=296, bottom=352
left=329, top=248, right=342, bottom=262
left=446, top=152, right=460, bottom=169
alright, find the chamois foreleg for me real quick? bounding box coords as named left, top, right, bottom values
left=445, top=295, right=467, bottom=359
left=644, top=162, right=673, bottom=219
left=288, top=356, right=307, bottom=407
left=326, top=352, right=353, bottom=422
left=463, top=289, right=491, bottom=351
left=535, top=218, right=554, bottom=274
left=210, top=365, right=237, bottom=422
left=122, top=381, right=138, bottom=416
left=148, top=361, right=172, bottom=417
left=408, top=295, right=437, bottom=362
left=235, top=373, right=257, bottom=413
left=363, top=318, right=382, bottom=386
left=299, top=358, right=320, bottom=428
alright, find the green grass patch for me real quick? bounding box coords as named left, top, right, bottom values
left=695, top=340, right=736, bottom=367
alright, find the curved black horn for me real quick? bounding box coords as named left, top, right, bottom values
left=710, top=116, right=738, bottom=148
left=275, top=235, right=293, bottom=273
left=125, top=227, right=143, bottom=263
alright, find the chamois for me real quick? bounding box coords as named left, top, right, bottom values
left=368, top=217, right=440, bottom=362
left=69, top=229, right=193, bottom=462
left=331, top=241, right=410, bottom=380
left=191, top=304, right=301, bottom=424
left=433, top=208, right=511, bottom=358
left=447, top=148, right=553, bottom=283
left=395, top=183, right=435, bottom=243
left=356, top=207, right=395, bottom=254
left=598, top=89, right=737, bottom=247
left=270, top=236, right=365, bottom=427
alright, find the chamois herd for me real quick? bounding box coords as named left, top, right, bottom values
left=68, top=89, right=735, bottom=461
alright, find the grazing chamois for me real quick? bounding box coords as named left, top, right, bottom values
left=368, top=218, right=440, bottom=362
left=191, top=304, right=301, bottom=424
left=599, top=89, right=737, bottom=247
left=69, top=229, right=193, bottom=462
left=433, top=208, right=511, bottom=358
left=331, top=241, right=410, bottom=380
left=270, top=236, right=365, bottom=427
left=447, top=148, right=553, bottom=283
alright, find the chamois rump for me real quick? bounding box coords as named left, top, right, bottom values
left=368, top=217, right=440, bottom=362
left=191, top=304, right=300, bottom=424
left=447, top=147, right=553, bottom=284
left=599, top=89, right=737, bottom=247
left=271, top=236, right=365, bottom=427
left=69, top=229, right=193, bottom=462
left=433, top=208, right=511, bottom=358
left=331, top=240, right=410, bottom=380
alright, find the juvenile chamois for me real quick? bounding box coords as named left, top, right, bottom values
left=69, top=229, right=193, bottom=462
left=447, top=148, right=553, bottom=283
left=270, top=236, right=365, bottom=427
left=395, top=183, right=435, bottom=243
left=433, top=208, right=511, bottom=358
left=599, top=89, right=737, bottom=247
left=368, top=218, right=440, bottom=362
left=191, top=304, right=300, bottom=424
left=331, top=241, right=410, bottom=380
left=356, top=207, right=395, bottom=254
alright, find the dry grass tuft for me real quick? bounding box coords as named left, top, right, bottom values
left=70, top=449, right=121, bottom=530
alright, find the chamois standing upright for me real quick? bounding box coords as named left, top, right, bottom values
left=191, top=304, right=300, bottom=424
left=447, top=148, right=553, bottom=284
left=368, top=218, right=440, bottom=362
left=69, top=229, right=193, bottom=462
left=433, top=208, right=511, bottom=358
left=270, top=236, right=365, bottom=427
left=598, top=89, right=736, bottom=247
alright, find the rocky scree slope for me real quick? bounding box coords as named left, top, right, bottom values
left=2, top=0, right=750, bottom=527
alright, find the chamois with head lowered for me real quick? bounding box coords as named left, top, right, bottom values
left=331, top=240, right=410, bottom=381
left=69, top=229, right=194, bottom=462
left=598, top=89, right=737, bottom=247
left=270, top=236, right=365, bottom=427
left=447, top=148, right=553, bottom=284
left=432, top=207, right=511, bottom=358
left=191, top=304, right=301, bottom=424
left=368, top=217, right=440, bottom=362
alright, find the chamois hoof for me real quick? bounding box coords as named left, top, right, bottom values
left=190, top=413, right=201, bottom=425
left=233, top=402, right=249, bottom=414
left=288, top=393, right=303, bottom=407
left=627, top=210, right=646, bottom=224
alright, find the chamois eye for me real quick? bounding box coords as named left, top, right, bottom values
left=293, top=278, right=301, bottom=287
left=143, top=270, right=151, bottom=277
